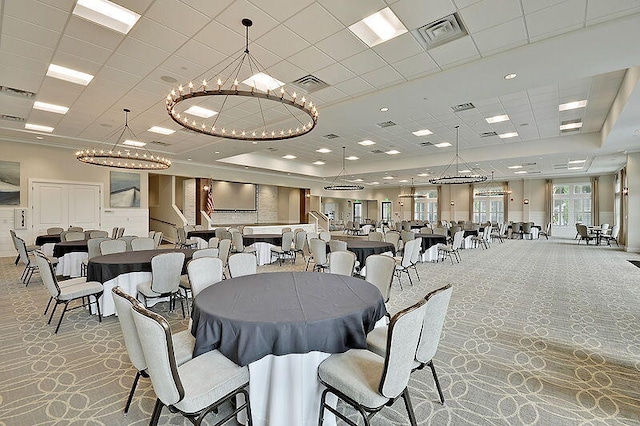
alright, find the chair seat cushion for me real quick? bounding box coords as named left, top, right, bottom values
left=174, top=350, right=249, bottom=414
left=179, top=275, right=191, bottom=289
left=318, top=349, right=388, bottom=409
left=270, top=246, right=284, bottom=253
left=137, top=281, right=162, bottom=298
left=57, top=276, right=90, bottom=288
left=172, top=329, right=195, bottom=366
left=58, top=281, right=103, bottom=300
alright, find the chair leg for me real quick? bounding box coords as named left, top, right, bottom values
left=54, top=302, right=70, bottom=333
left=44, top=297, right=54, bottom=315
left=124, top=370, right=143, bottom=415
left=48, top=302, right=59, bottom=325
left=428, top=360, right=445, bottom=404
left=150, top=398, right=163, bottom=426
left=401, top=388, right=418, bottom=426
left=14, top=254, right=20, bottom=265
left=94, top=294, right=102, bottom=323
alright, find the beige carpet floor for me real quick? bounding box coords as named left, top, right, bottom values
left=1, top=236, right=639, bottom=425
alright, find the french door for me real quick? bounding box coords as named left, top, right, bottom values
left=31, top=181, right=102, bottom=234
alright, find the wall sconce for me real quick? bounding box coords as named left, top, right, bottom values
left=623, top=187, right=629, bottom=196
left=450, top=200, right=455, bottom=206
left=523, top=198, right=529, bottom=205
left=203, top=185, right=210, bottom=191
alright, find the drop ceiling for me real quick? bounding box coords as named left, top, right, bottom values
left=2, top=0, right=640, bottom=189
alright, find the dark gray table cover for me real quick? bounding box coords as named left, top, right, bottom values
left=242, top=234, right=283, bottom=245
left=36, top=234, right=61, bottom=246
left=414, top=234, right=447, bottom=251
left=191, top=272, right=386, bottom=365
left=86, top=248, right=195, bottom=283
left=187, top=230, right=217, bottom=241
left=344, top=240, right=395, bottom=266
left=53, top=240, right=88, bottom=258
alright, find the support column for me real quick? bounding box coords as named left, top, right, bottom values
left=625, top=153, right=640, bottom=252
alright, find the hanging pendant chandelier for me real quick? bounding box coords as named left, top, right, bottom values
left=474, top=171, right=512, bottom=196
left=75, top=109, right=171, bottom=170
left=166, top=18, right=318, bottom=142
left=429, top=125, right=487, bottom=185
left=324, top=147, right=364, bottom=191
left=398, top=179, right=426, bottom=198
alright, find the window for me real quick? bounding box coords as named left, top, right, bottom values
left=381, top=201, right=391, bottom=223
left=353, top=202, right=362, bottom=223
left=473, top=194, right=504, bottom=223
left=552, top=183, right=591, bottom=226
left=414, top=190, right=438, bottom=222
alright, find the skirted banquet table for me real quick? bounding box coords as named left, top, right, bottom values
left=242, top=234, right=283, bottom=265
left=53, top=240, right=88, bottom=278
left=191, top=271, right=386, bottom=426
left=335, top=239, right=395, bottom=266
left=86, top=248, right=195, bottom=316
left=414, top=233, right=448, bottom=261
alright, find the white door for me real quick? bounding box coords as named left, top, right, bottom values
left=32, top=181, right=101, bottom=234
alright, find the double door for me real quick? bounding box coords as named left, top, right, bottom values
left=31, top=181, right=101, bottom=234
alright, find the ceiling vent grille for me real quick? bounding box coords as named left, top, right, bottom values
left=291, top=75, right=329, bottom=93
left=553, top=164, right=568, bottom=170
left=0, top=114, right=26, bottom=122
left=370, top=149, right=385, bottom=154
left=413, top=13, right=468, bottom=50
left=377, top=120, right=396, bottom=128
left=267, top=147, right=278, bottom=152
left=451, top=102, right=475, bottom=112
left=323, top=133, right=339, bottom=139
left=419, top=141, right=434, bottom=147
left=522, top=162, right=537, bottom=166
left=480, top=131, right=497, bottom=138
left=0, top=85, right=36, bottom=99
left=150, top=140, right=171, bottom=146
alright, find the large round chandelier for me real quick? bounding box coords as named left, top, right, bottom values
left=324, top=147, right=364, bottom=191
left=474, top=171, right=512, bottom=196
left=75, top=109, right=171, bottom=170
left=398, top=179, right=426, bottom=199
left=165, top=18, right=318, bottom=142
left=429, top=125, right=487, bottom=185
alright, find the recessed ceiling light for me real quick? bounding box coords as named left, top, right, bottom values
left=380, top=107, right=389, bottom=112
left=346, top=156, right=359, bottom=160
left=359, top=140, right=376, bottom=146
left=434, top=142, right=452, bottom=148
left=412, top=129, right=433, bottom=136
left=348, top=7, right=407, bottom=47
left=568, top=166, right=583, bottom=170
left=399, top=179, right=408, bottom=183
left=568, top=159, right=586, bottom=164
left=353, top=179, right=364, bottom=182
left=486, top=114, right=509, bottom=124
left=417, top=173, right=429, bottom=177
left=383, top=176, right=394, bottom=180
left=46, top=64, right=94, bottom=86
left=36, top=136, right=44, bottom=140
left=316, top=148, right=332, bottom=153
left=559, top=100, right=588, bottom=111
left=370, top=181, right=380, bottom=185
left=25, top=123, right=54, bottom=132
left=161, top=75, right=178, bottom=83
left=312, top=160, right=325, bottom=165
left=242, top=72, right=284, bottom=92
left=148, top=126, right=175, bottom=135
left=504, top=73, right=517, bottom=80
left=184, top=106, right=217, bottom=118
left=214, top=151, right=220, bottom=154
left=122, top=139, right=146, bottom=147
left=560, top=121, right=583, bottom=130
left=187, top=158, right=192, bottom=161
left=514, top=170, right=528, bottom=174
left=499, top=132, right=518, bottom=138
left=385, top=150, right=400, bottom=155
left=507, top=165, right=523, bottom=169
left=459, top=169, right=471, bottom=173
left=282, top=155, right=297, bottom=159
left=33, top=101, right=68, bottom=114
left=73, top=0, right=140, bottom=34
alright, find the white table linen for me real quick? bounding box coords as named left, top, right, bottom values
left=56, top=252, right=87, bottom=278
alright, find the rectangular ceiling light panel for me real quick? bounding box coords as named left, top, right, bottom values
left=25, top=123, right=54, bottom=132
left=242, top=72, right=285, bottom=92
left=73, top=0, right=141, bottom=34
left=349, top=7, right=407, bottom=47
left=148, top=126, right=175, bottom=135
left=559, top=100, right=587, bottom=111
left=122, top=140, right=146, bottom=147
left=46, top=64, right=94, bottom=86
left=184, top=106, right=218, bottom=118
left=33, top=101, right=68, bottom=114
left=486, top=114, right=509, bottom=124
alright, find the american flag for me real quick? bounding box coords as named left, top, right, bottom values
left=206, top=180, right=214, bottom=215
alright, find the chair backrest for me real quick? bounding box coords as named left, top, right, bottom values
left=149, top=231, right=156, bottom=238
left=228, top=253, right=257, bottom=277
left=153, top=231, right=163, bottom=248
left=47, top=227, right=64, bottom=235
left=131, top=237, right=155, bottom=251
left=281, top=227, right=292, bottom=233
left=294, top=231, right=307, bottom=250
left=410, top=237, right=422, bottom=263
left=600, top=223, right=610, bottom=232
left=176, top=227, right=187, bottom=244
left=328, top=239, right=347, bottom=252
left=228, top=227, right=240, bottom=234
left=419, top=227, right=432, bottom=234
left=131, top=304, right=184, bottom=406
left=194, top=224, right=206, bottom=231
left=400, top=239, right=415, bottom=267
left=433, top=227, right=447, bottom=236
left=87, top=237, right=111, bottom=259
left=452, top=230, right=465, bottom=250
left=415, top=284, right=453, bottom=364
left=193, top=248, right=219, bottom=259
left=512, top=222, right=522, bottom=233
left=34, top=251, right=61, bottom=298
left=116, top=227, right=125, bottom=238
left=214, top=227, right=227, bottom=239
left=90, top=230, right=109, bottom=238
left=218, top=239, right=232, bottom=266
left=306, top=232, right=319, bottom=245
left=384, top=231, right=401, bottom=251
left=232, top=232, right=245, bottom=252
left=319, top=231, right=331, bottom=242
left=151, top=252, right=185, bottom=294
left=208, top=237, right=220, bottom=248
left=379, top=299, right=427, bottom=399
left=610, top=224, right=620, bottom=238
left=187, top=257, right=223, bottom=297
left=577, top=224, right=588, bottom=237
left=368, top=231, right=384, bottom=241
left=112, top=227, right=119, bottom=239
left=281, top=231, right=294, bottom=251
left=68, top=226, right=84, bottom=232
left=14, top=234, right=30, bottom=266
left=184, top=225, right=195, bottom=233
left=310, top=238, right=328, bottom=265
left=112, top=286, right=146, bottom=372
left=117, top=235, right=137, bottom=251
left=329, top=251, right=356, bottom=276
left=64, top=231, right=85, bottom=241
left=522, top=222, right=532, bottom=233
left=100, top=239, right=127, bottom=255
left=365, top=254, right=396, bottom=302
left=243, top=227, right=254, bottom=235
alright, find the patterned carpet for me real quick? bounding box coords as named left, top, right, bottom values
left=1, top=237, right=639, bottom=425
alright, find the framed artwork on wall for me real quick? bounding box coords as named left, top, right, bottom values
left=110, top=171, right=140, bottom=207
left=0, top=160, right=20, bottom=205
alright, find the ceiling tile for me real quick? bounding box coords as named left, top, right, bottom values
left=473, top=18, right=528, bottom=56
left=175, top=40, right=227, bottom=70
left=0, top=63, right=44, bottom=93
left=317, top=0, right=387, bottom=26
left=361, top=66, right=404, bottom=89
left=526, top=0, right=587, bottom=42
left=315, top=29, right=367, bottom=62
left=250, top=0, right=314, bottom=21
left=288, top=46, right=335, bottom=74
left=521, top=0, right=570, bottom=14
left=256, top=25, right=310, bottom=59
left=58, top=35, right=112, bottom=64
left=334, top=77, right=375, bottom=96
left=586, top=0, right=640, bottom=26
left=266, top=60, right=307, bottom=84
left=184, top=0, right=235, bottom=18
left=392, top=0, right=457, bottom=30
left=314, top=63, right=356, bottom=85
left=1, top=35, right=54, bottom=63
left=146, top=0, right=211, bottom=38
left=312, top=86, right=348, bottom=103
left=459, top=0, right=523, bottom=33
left=427, top=36, right=480, bottom=68
left=128, top=17, right=188, bottom=53
left=372, top=32, right=424, bottom=64
left=453, top=0, right=482, bottom=8
left=391, top=53, right=439, bottom=78
left=341, top=49, right=387, bottom=75
left=2, top=15, right=61, bottom=49
left=4, top=0, right=68, bottom=32
left=105, top=53, right=156, bottom=78
left=194, top=21, right=245, bottom=56
left=215, top=1, right=279, bottom=39
left=65, top=16, right=125, bottom=51
left=284, top=3, right=344, bottom=44
left=117, top=37, right=171, bottom=69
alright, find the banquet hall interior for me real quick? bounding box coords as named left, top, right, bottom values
left=1, top=1, right=640, bottom=425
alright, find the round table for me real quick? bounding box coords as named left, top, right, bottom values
left=53, top=240, right=88, bottom=257
left=343, top=240, right=395, bottom=266
left=242, top=234, right=283, bottom=245
left=414, top=233, right=447, bottom=251
left=191, top=271, right=386, bottom=426
left=187, top=229, right=217, bottom=241
left=35, top=234, right=61, bottom=246
left=53, top=241, right=89, bottom=278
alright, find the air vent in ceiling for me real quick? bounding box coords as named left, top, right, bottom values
left=291, top=75, right=329, bottom=93
left=0, top=114, right=25, bottom=122
left=480, top=131, right=497, bottom=138
left=554, top=164, right=568, bottom=170
left=561, top=128, right=581, bottom=134
left=179, top=127, right=197, bottom=134
left=377, top=120, right=396, bottom=128
left=0, top=85, right=36, bottom=99
left=451, top=102, right=475, bottom=112
left=370, top=149, right=385, bottom=154
left=323, top=133, right=339, bottom=139
left=522, top=162, right=537, bottom=166
left=267, top=147, right=278, bottom=152
left=528, top=171, right=541, bottom=174
left=150, top=140, right=171, bottom=146
left=419, top=141, right=434, bottom=147
left=413, top=13, right=468, bottom=50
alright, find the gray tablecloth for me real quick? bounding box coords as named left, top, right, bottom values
left=53, top=241, right=88, bottom=257
left=243, top=234, right=283, bottom=245
left=191, top=272, right=386, bottom=365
